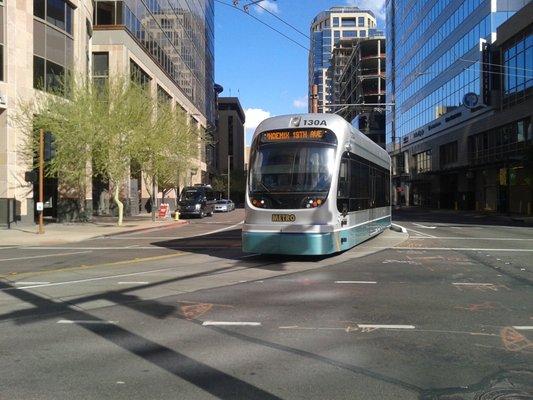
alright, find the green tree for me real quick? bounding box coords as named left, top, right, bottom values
left=91, top=78, right=153, bottom=225
left=15, top=75, right=100, bottom=220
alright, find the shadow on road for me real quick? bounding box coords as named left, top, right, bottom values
left=150, top=228, right=338, bottom=266
left=0, top=279, right=282, bottom=399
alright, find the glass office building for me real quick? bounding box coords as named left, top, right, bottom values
left=386, top=0, right=528, bottom=145
left=386, top=1, right=532, bottom=214
left=94, top=0, right=215, bottom=123
left=309, top=7, right=377, bottom=113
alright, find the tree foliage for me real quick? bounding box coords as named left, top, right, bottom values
left=16, top=74, right=202, bottom=225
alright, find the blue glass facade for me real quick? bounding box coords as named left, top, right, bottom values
left=386, top=0, right=528, bottom=144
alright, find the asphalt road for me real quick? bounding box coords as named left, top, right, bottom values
left=0, top=209, right=532, bottom=399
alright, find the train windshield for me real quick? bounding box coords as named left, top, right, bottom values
left=249, top=130, right=337, bottom=209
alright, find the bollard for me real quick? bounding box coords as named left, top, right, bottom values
left=454, top=201, right=458, bottom=211
left=174, top=210, right=180, bottom=221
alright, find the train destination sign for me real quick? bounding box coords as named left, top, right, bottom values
left=261, top=129, right=336, bottom=144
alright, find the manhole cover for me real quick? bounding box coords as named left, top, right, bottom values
left=424, top=371, right=533, bottom=400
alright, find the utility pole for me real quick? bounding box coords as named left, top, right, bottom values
left=38, top=128, right=44, bottom=234
left=311, top=84, right=318, bottom=113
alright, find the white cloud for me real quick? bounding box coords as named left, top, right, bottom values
left=346, top=0, right=386, bottom=21
left=292, top=96, right=307, bottom=109
left=244, top=108, right=271, bottom=144
left=254, top=0, right=279, bottom=14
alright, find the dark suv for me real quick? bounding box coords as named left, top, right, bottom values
left=177, top=185, right=216, bottom=218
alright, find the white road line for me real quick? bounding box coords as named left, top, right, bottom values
left=401, top=247, right=533, bottom=252
left=512, top=326, right=533, bottom=330
left=412, top=223, right=436, bottom=229
left=0, top=250, right=92, bottom=262
left=357, top=324, right=415, bottom=329
left=117, top=281, right=149, bottom=285
left=335, top=281, right=377, bottom=284
left=57, top=319, right=117, bottom=324
left=409, top=237, right=533, bottom=241
left=7, top=266, right=182, bottom=290
left=405, top=228, right=437, bottom=238
left=106, top=236, right=185, bottom=240
left=202, top=321, right=261, bottom=326
left=191, top=221, right=244, bottom=237
left=15, top=281, right=50, bottom=285
left=452, top=282, right=494, bottom=286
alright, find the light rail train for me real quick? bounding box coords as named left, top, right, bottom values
left=242, top=113, right=391, bottom=255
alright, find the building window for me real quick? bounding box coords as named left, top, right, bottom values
left=92, top=52, right=109, bottom=88
left=34, top=0, right=74, bottom=35
left=358, top=16, right=365, bottom=27
left=46, top=60, right=65, bottom=94
left=332, top=17, right=339, bottom=27
left=342, top=18, right=356, bottom=27
left=503, top=31, right=533, bottom=106
left=94, top=1, right=123, bottom=25
left=228, top=115, right=234, bottom=159
left=34, top=56, right=45, bottom=90
left=130, top=59, right=151, bottom=87
left=0, top=45, right=3, bottom=82
left=359, top=30, right=366, bottom=38
left=439, top=141, right=458, bottom=167
left=468, top=118, right=531, bottom=163
left=157, top=84, right=172, bottom=104
left=414, top=150, right=432, bottom=173
left=343, top=30, right=357, bottom=38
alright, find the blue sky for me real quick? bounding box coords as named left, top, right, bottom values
left=214, top=0, right=386, bottom=144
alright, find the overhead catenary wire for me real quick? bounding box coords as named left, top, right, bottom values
left=250, top=1, right=311, bottom=41
left=214, top=0, right=310, bottom=52
left=459, top=57, right=533, bottom=73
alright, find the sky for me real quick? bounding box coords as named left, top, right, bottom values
left=214, top=0, right=386, bottom=145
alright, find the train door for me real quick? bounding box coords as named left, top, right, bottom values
left=368, top=167, right=375, bottom=235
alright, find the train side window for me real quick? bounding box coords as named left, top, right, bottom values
left=350, top=159, right=369, bottom=211
left=337, top=156, right=349, bottom=213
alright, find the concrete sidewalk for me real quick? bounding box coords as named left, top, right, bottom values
left=0, top=215, right=188, bottom=246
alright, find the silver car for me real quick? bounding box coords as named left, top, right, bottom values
left=214, top=199, right=235, bottom=212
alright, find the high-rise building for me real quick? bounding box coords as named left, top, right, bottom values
left=217, top=97, right=245, bottom=174
left=333, top=32, right=386, bottom=147
left=0, top=0, right=215, bottom=225
left=92, top=0, right=215, bottom=213
left=309, top=6, right=377, bottom=113
left=0, top=0, right=93, bottom=224
left=387, top=0, right=532, bottom=214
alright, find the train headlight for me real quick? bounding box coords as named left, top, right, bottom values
left=302, top=197, right=326, bottom=208
left=195, top=204, right=201, bottom=211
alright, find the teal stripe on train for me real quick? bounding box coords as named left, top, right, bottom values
left=242, top=215, right=391, bottom=255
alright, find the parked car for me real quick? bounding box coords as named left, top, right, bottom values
left=177, top=185, right=216, bottom=218
left=214, top=199, right=235, bottom=212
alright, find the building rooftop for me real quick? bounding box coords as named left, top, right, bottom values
left=218, top=97, right=245, bottom=123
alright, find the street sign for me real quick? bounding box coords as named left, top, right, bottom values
left=463, top=92, right=479, bottom=109
left=158, top=203, right=170, bottom=219
left=36, top=202, right=44, bottom=211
